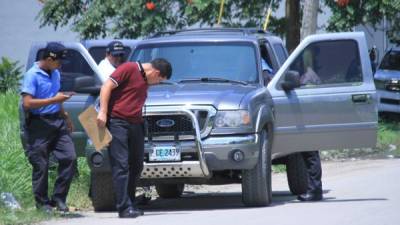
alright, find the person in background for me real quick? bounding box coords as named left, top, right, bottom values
left=21, top=42, right=76, bottom=213
left=262, top=58, right=274, bottom=84
left=97, top=58, right=172, bottom=218
left=369, top=45, right=377, bottom=74
left=297, top=47, right=323, bottom=202
left=98, top=41, right=126, bottom=81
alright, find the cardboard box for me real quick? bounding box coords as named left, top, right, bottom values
left=78, top=106, right=112, bottom=151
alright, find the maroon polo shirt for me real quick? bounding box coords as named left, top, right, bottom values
left=108, top=62, right=148, bottom=123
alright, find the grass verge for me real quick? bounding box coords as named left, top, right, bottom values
left=0, top=92, right=91, bottom=225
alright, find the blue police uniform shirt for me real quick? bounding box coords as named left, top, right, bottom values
left=21, top=62, right=61, bottom=115
left=261, top=59, right=273, bottom=74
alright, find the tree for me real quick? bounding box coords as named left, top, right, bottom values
left=37, top=0, right=286, bottom=39
left=285, top=0, right=301, bottom=52
left=301, top=0, right=319, bottom=40
left=325, top=0, right=400, bottom=45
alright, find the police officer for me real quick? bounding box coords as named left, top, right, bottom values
left=21, top=42, right=76, bottom=212
left=97, top=58, right=172, bottom=218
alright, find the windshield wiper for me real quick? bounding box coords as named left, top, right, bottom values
left=178, top=77, right=248, bottom=85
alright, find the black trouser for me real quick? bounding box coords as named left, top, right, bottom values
left=301, top=151, right=322, bottom=194
left=24, top=115, right=76, bottom=206
left=107, top=118, right=144, bottom=213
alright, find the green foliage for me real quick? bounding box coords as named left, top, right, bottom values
left=0, top=92, right=90, bottom=224
left=0, top=58, right=22, bottom=93
left=377, top=118, right=400, bottom=153
left=272, top=164, right=286, bottom=173
left=325, top=0, right=400, bottom=45
left=38, top=0, right=285, bottom=39
left=0, top=92, right=31, bottom=205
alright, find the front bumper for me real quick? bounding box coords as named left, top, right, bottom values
left=142, top=134, right=260, bottom=179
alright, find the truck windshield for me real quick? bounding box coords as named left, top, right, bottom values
left=130, top=42, right=258, bottom=83
left=379, top=50, right=400, bottom=71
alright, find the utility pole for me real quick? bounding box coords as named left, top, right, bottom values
left=301, top=0, right=319, bottom=40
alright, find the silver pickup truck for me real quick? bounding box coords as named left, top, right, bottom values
left=21, top=28, right=378, bottom=211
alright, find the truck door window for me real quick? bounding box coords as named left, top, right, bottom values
left=285, top=40, right=363, bottom=88
left=36, top=49, right=95, bottom=91
left=260, top=44, right=274, bottom=85
left=273, top=43, right=288, bottom=65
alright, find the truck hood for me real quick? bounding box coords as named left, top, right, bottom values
left=145, top=83, right=258, bottom=109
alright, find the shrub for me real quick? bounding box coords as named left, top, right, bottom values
left=0, top=57, right=23, bottom=93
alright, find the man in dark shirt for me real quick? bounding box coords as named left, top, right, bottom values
left=97, top=58, right=172, bottom=218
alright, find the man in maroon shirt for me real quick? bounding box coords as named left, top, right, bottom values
left=97, top=58, right=172, bottom=218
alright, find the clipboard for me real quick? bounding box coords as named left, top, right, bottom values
left=78, top=106, right=112, bottom=151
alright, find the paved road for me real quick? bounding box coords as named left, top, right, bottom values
left=42, top=159, right=400, bottom=225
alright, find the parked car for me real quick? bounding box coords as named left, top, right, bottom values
left=374, top=47, right=400, bottom=113
left=20, top=29, right=378, bottom=211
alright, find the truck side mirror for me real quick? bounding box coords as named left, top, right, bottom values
left=73, top=76, right=101, bottom=94
left=281, top=70, right=301, bottom=92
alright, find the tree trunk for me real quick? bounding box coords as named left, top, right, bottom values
left=301, top=0, right=319, bottom=40
left=285, top=0, right=301, bottom=53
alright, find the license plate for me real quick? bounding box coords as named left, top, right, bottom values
left=149, top=146, right=181, bottom=162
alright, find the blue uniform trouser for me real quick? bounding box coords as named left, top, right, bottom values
left=301, top=151, right=322, bottom=194
left=24, top=115, right=76, bottom=206
left=107, top=118, right=144, bottom=213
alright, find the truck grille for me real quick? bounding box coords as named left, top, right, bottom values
left=147, top=115, right=193, bottom=134
left=145, top=110, right=209, bottom=139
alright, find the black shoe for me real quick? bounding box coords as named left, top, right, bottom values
left=36, top=203, right=53, bottom=214
left=50, top=199, right=69, bottom=212
left=297, top=192, right=323, bottom=201
left=118, top=208, right=144, bottom=218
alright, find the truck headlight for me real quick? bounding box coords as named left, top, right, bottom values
left=214, top=110, right=251, bottom=128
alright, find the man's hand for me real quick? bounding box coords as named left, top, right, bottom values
left=97, top=111, right=107, bottom=128
left=53, top=92, right=72, bottom=103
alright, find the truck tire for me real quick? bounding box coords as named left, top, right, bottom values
left=90, top=172, right=116, bottom=211
left=286, top=153, right=308, bottom=195
left=155, top=184, right=184, bottom=198
left=241, top=130, right=272, bottom=206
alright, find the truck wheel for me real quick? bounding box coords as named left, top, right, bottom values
left=90, top=172, right=116, bottom=211
left=241, top=130, right=272, bottom=206
left=286, top=153, right=308, bottom=195
left=155, top=184, right=184, bottom=198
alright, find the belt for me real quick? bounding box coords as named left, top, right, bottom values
left=29, top=112, right=63, bottom=120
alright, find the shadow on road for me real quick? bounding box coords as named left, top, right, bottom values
left=138, top=190, right=299, bottom=212
left=307, top=197, right=388, bottom=203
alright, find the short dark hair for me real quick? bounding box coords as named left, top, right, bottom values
left=151, top=58, right=172, bottom=79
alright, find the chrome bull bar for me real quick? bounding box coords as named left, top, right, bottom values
left=142, top=106, right=212, bottom=178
